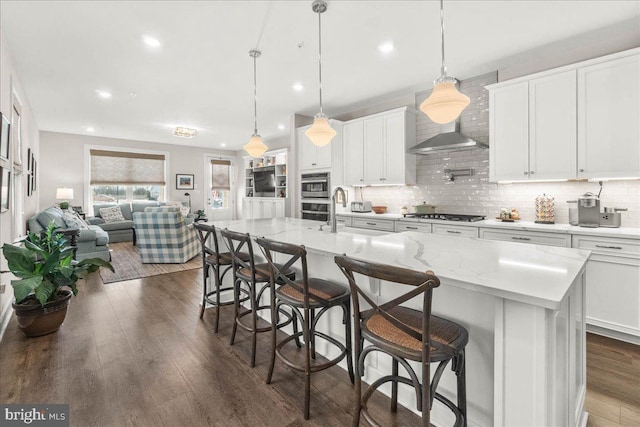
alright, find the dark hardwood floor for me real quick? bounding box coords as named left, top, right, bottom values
left=1, top=268, right=639, bottom=426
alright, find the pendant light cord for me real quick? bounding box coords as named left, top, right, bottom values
left=253, top=53, right=258, bottom=134
left=318, top=10, right=324, bottom=115
left=439, top=0, right=447, bottom=77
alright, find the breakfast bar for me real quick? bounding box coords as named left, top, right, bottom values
left=211, top=217, right=591, bottom=427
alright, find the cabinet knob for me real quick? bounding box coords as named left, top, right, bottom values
left=530, top=171, right=535, bottom=175
left=359, top=179, right=364, bottom=182
left=579, top=168, right=584, bottom=173
left=312, top=163, right=317, bottom=166
left=524, top=171, right=529, bottom=175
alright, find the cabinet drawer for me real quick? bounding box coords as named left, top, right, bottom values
left=480, top=228, right=570, bottom=247
left=433, top=224, right=478, bottom=238
left=572, top=235, right=640, bottom=258
left=352, top=218, right=395, bottom=232
left=335, top=215, right=353, bottom=227
left=395, top=222, right=432, bottom=233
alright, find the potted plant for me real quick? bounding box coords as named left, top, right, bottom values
left=2, top=222, right=114, bottom=337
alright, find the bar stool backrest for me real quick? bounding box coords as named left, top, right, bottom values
left=193, top=223, right=222, bottom=260
left=334, top=255, right=441, bottom=356
left=256, top=237, right=329, bottom=307
left=221, top=228, right=258, bottom=281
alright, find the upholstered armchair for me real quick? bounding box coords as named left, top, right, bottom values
left=132, top=207, right=200, bottom=263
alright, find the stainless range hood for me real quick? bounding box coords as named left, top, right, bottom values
left=408, top=118, right=488, bottom=154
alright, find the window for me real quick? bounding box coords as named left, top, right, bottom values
left=90, top=149, right=166, bottom=204
left=210, top=159, right=230, bottom=209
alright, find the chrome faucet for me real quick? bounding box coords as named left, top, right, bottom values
left=329, top=186, right=347, bottom=233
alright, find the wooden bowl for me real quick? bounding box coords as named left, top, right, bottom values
left=372, top=206, right=387, bottom=214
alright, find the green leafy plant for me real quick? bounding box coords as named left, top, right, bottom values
left=2, top=222, right=114, bottom=306
left=195, top=209, right=205, bottom=219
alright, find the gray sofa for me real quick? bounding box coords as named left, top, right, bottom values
left=89, top=202, right=193, bottom=243
left=27, top=207, right=111, bottom=262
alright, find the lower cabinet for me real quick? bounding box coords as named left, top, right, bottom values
left=479, top=228, right=570, bottom=247
left=351, top=217, right=395, bottom=232
left=395, top=222, right=432, bottom=233
left=433, top=224, right=478, bottom=238
left=573, top=235, right=640, bottom=342
left=335, top=215, right=352, bottom=227
left=242, top=198, right=285, bottom=220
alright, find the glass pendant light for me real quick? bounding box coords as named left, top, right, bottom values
left=420, top=0, right=470, bottom=124
left=305, top=0, right=336, bottom=147
left=244, top=49, right=268, bottom=158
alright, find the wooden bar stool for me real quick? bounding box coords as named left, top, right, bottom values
left=256, top=237, right=355, bottom=420
left=193, top=223, right=250, bottom=332
left=334, top=255, right=468, bottom=427
left=221, top=229, right=296, bottom=368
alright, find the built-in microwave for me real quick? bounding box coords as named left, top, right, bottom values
left=301, top=202, right=330, bottom=221
left=301, top=173, right=330, bottom=199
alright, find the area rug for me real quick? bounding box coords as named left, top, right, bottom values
left=100, top=242, right=201, bottom=284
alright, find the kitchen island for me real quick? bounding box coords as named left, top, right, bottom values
left=210, top=217, right=591, bottom=427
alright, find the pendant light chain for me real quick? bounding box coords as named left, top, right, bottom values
left=318, top=10, right=323, bottom=115
left=253, top=52, right=258, bottom=134
left=439, top=0, right=447, bottom=77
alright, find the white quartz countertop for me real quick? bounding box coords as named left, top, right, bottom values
left=336, top=212, right=640, bottom=239
left=210, top=217, right=590, bottom=310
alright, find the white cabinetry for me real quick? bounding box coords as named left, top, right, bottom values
left=395, top=222, right=432, bottom=233
left=242, top=198, right=285, bottom=220
left=342, top=107, right=416, bottom=186
left=479, top=228, right=571, bottom=247
left=489, top=70, right=576, bottom=182
left=432, top=224, right=478, bottom=238
left=351, top=217, right=395, bottom=232
left=573, top=235, right=640, bottom=343
left=577, top=53, right=640, bottom=179
left=297, top=120, right=343, bottom=171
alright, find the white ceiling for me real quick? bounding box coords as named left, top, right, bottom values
left=1, top=1, right=639, bottom=151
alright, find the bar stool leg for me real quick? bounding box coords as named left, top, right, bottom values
left=456, top=349, right=467, bottom=427
left=199, top=264, right=209, bottom=319
left=292, top=310, right=302, bottom=348
left=230, top=278, right=241, bottom=346
left=213, top=265, right=221, bottom=333
left=266, top=297, right=278, bottom=384
left=391, top=358, right=399, bottom=413
left=343, top=301, right=355, bottom=384
left=250, top=281, right=258, bottom=368
left=303, top=306, right=312, bottom=420
left=310, top=309, right=316, bottom=360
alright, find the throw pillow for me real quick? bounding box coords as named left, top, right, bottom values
left=62, top=212, right=89, bottom=230
left=166, top=201, right=190, bottom=217
left=99, top=206, right=125, bottom=223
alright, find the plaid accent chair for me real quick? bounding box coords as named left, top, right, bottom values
left=132, top=207, right=200, bottom=264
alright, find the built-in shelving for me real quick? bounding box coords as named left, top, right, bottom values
left=244, top=149, right=288, bottom=198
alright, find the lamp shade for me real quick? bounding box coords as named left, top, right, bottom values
left=420, top=81, right=471, bottom=124
left=305, top=115, right=336, bottom=147
left=244, top=134, right=268, bottom=158
left=56, top=188, right=74, bottom=200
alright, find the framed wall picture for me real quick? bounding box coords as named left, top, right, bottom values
left=176, top=174, right=194, bottom=190
left=1, top=166, right=10, bottom=212
left=0, top=113, right=9, bottom=161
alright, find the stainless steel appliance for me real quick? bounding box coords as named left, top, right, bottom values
left=402, top=213, right=486, bottom=222
left=578, top=193, right=600, bottom=228
left=351, top=201, right=372, bottom=213
left=301, top=173, right=330, bottom=198
left=300, top=172, right=330, bottom=221
left=599, top=207, right=627, bottom=228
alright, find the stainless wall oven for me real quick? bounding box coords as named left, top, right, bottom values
left=300, top=172, right=330, bottom=221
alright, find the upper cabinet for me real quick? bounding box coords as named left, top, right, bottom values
left=342, top=107, right=416, bottom=186
left=488, top=48, right=639, bottom=182
left=297, top=120, right=343, bottom=172
left=489, top=70, right=577, bottom=182
left=578, top=54, right=640, bottom=179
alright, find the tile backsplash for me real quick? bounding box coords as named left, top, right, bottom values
left=360, top=72, right=640, bottom=228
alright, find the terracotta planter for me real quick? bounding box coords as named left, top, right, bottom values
left=12, top=290, right=72, bottom=337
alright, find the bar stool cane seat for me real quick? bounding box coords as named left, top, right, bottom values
left=278, top=278, right=350, bottom=308
left=208, top=251, right=251, bottom=266
left=237, top=263, right=295, bottom=283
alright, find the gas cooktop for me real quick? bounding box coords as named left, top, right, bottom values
left=403, top=213, right=486, bottom=222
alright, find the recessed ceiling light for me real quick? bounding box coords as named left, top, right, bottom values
left=378, top=41, right=394, bottom=54
left=173, top=127, right=197, bottom=138
left=220, top=143, right=227, bottom=147
left=96, top=90, right=112, bottom=99
left=86, top=127, right=95, bottom=132
left=278, top=124, right=285, bottom=130
left=292, top=82, right=304, bottom=92
left=143, top=35, right=161, bottom=48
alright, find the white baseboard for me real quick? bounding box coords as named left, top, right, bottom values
left=587, top=323, right=640, bottom=345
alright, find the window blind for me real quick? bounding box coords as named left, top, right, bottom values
left=211, top=159, right=231, bottom=190
left=90, top=150, right=166, bottom=185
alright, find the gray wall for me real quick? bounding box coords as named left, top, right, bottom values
left=39, top=131, right=236, bottom=214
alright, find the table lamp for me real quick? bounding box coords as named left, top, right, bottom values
left=56, top=187, right=74, bottom=209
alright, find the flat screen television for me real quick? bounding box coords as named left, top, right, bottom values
left=253, top=167, right=276, bottom=196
